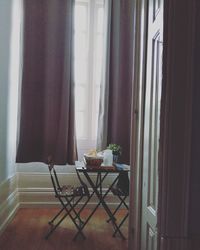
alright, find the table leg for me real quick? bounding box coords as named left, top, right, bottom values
left=83, top=172, right=126, bottom=239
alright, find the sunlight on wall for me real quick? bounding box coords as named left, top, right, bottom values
left=2, top=0, right=21, bottom=178
left=6, top=0, right=22, bottom=178
left=0, top=0, right=13, bottom=183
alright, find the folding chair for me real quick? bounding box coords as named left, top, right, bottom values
left=45, top=159, right=90, bottom=241
left=108, top=171, right=129, bottom=239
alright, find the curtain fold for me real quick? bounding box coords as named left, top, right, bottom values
left=16, top=0, right=77, bottom=165
left=96, top=0, right=112, bottom=153
left=97, top=0, right=134, bottom=164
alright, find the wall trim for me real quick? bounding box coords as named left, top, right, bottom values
left=0, top=174, right=19, bottom=234
left=18, top=188, right=122, bottom=209
left=17, top=172, right=128, bottom=208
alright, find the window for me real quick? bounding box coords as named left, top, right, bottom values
left=74, top=0, right=105, bottom=159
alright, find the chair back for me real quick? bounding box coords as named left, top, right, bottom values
left=48, top=161, right=61, bottom=197
left=47, top=157, right=89, bottom=197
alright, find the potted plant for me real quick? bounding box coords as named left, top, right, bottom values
left=107, top=143, right=122, bottom=163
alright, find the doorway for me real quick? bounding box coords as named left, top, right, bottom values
left=128, top=0, right=164, bottom=249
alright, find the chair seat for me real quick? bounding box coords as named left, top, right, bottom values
left=57, top=185, right=89, bottom=197
left=73, top=185, right=89, bottom=196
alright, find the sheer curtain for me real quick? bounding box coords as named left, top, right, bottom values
left=16, top=0, right=77, bottom=165
left=97, top=0, right=134, bottom=164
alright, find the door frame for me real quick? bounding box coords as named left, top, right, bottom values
left=128, top=0, right=149, bottom=249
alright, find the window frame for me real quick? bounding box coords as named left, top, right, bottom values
left=74, top=0, right=105, bottom=159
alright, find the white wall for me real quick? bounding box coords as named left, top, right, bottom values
left=0, top=0, right=21, bottom=184
left=0, top=0, right=13, bottom=183
left=6, top=0, right=21, bottom=179
left=0, top=0, right=21, bottom=232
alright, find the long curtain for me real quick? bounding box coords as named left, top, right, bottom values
left=16, top=0, right=77, bottom=165
left=97, top=0, right=134, bottom=164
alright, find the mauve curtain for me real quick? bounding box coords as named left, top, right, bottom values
left=16, top=0, right=77, bottom=165
left=97, top=0, right=134, bottom=164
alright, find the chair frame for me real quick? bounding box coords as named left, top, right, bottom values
left=45, top=161, right=90, bottom=241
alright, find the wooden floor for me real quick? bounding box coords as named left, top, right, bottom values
left=0, top=208, right=128, bottom=250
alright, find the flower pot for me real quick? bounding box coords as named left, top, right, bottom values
left=113, top=154, right=119, bottom=163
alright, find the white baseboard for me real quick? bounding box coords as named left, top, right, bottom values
left=17, top=172, right=128, bottom=208
left=18, top=189, right=119, bottom=209
left=0, top=175, right=19, bottom=234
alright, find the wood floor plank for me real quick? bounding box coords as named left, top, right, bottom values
left=0, top=208, right=128, bottom=250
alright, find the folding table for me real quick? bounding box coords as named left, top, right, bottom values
left=75, top=162, right=129, bottom=239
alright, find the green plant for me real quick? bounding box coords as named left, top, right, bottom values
left=107, top=143, right=122, bottom=156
